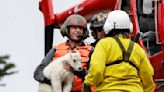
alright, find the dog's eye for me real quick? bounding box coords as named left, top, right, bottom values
left=73, top=60, right=76, bottom=62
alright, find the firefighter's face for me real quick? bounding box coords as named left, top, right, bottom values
left=91, top=29, right=105, bottom=40
left=69, top=26, right=84, bottom=42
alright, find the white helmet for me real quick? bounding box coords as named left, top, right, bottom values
left=103, top=10, right=132, bottom=35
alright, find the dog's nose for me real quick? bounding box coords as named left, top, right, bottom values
left=78, top=67, right=82, bottom=71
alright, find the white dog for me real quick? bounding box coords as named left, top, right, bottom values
left=38, top=51, right=82, bottom=92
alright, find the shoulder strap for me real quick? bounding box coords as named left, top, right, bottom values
left=113, top=36, right=126, bottom=60
left=106, top=36, right=138, bottom=70
left=125, top=41, right=134, bottom=61
left=113, top=36, right=134, bottom=61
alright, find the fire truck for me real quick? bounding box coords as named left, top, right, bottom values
left=38, top=0, right=164, bottom=91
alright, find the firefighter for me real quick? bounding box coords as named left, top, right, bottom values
left=89, top=12, right=106, bottom=47
left=84, top=10, right=155, bottom=92
left=34, top=14, right=93, bottom=92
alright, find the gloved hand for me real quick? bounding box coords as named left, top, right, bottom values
left=44, top=77, right=51, bottom=85
left=81, top=83, right=91, bottom=92
left=74, top=69, right=87, bottom=80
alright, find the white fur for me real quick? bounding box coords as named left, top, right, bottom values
left=38, top=51, right=82, bottom=92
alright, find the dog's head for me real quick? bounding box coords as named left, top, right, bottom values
left=67, top=51, right=82, bottom=71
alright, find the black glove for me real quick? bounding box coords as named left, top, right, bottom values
left=42, top=76, right=51, bottom=85
left=34, top=69, right=51, bottom=85
left=74, top=69, right=87, bottom=80
left=81, top=83, right=91, bottom=92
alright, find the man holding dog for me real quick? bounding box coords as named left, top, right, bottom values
left=34, top=14, right=93, bottom=92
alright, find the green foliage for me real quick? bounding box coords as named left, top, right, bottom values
left=0, top=55, right=17, bottom=86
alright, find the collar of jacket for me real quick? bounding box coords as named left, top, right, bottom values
left=66, top=40, right=85, bottom=46
left=54, top=40, right=87, bottom=50
left=63, top=61, right=74, bottom=73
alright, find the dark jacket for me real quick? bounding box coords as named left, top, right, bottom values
left=33, top=48, right=55, bottom=85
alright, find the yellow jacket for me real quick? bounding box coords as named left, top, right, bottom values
left=84, top=36, right=155, bottom=92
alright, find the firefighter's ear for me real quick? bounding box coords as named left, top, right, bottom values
left=60, top=25, right=68, bottom=37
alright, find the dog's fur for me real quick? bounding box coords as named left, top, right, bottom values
left=38, top=51, right=82, bottom=92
